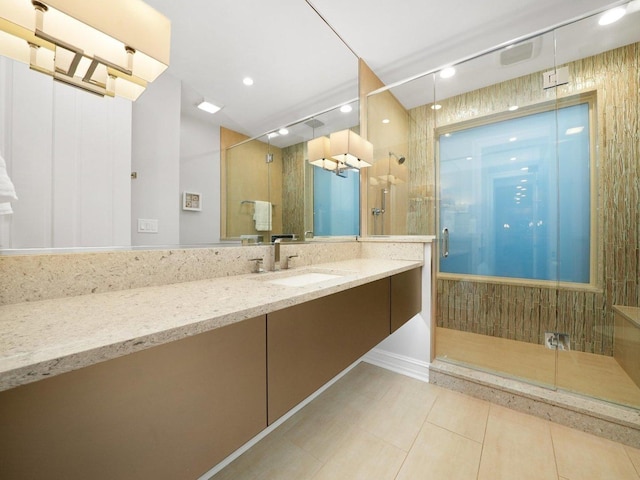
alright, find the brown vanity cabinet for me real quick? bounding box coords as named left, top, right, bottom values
left=391, top=267, right=422, bottom=332
left=0, top=316, right=267, bottom=480
left=0, top=267, right=423, bottom=478
left=267, top=278, right=392, bottom=423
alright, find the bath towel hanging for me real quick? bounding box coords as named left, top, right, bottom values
left=0, top=154, right=18, bottom=215
left=253, top=200, right=272, bottom=231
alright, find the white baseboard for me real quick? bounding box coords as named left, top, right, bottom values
left=363, top=348, right=430, bottom=383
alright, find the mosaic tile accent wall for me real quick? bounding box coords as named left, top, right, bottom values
left=281, top=143, right=305, bottom=240
left=409, top=43, right=639, bottom=355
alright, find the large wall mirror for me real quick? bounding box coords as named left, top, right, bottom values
left=0, top=2, right=358, bottom=252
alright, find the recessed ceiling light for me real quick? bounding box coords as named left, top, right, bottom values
left=598, top=6, right=626, bottom=25
left=521, top=179, right=528, bottom=183
left=267, top=132, right=279, bottom=139
left=431, top=104, right=442, bottom=110
left=243, top=77, right=254, bottom=86
left=466, top=156, right=473, bottom=160
left=340, top=104, right=353, bottom=113
left=566, top=126, right=585, bottom=135
left=382, top=118, right=390, bottom=124
left=439, top=67, right=456, bottom=79
left=197, top=101, right=222, bottom=114
left=508, top=105, right=519, bottom=111
left=510, top=156, right=517, bottom=161
left=520, top=167, right=529, bottom=171
left=278, top=128, right=289, bottom=135
left=444, top=133, right=451, bottom=137
left=509, top=137, right=517, bottom=142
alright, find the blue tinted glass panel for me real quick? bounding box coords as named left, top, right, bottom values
left=313, top=168, right=359, bottom=236
left=439, top=103, right=590, bottom=283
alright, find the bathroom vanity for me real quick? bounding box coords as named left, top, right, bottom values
left=0, top=239, right=427, bottom=480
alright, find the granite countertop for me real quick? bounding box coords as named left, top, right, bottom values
left=0, top=258, right=421, bottom=392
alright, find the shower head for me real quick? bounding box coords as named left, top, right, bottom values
left=389, top=152, right=406, bottom=164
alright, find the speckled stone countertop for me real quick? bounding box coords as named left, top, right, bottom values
left=0, top=258, right=421, bottom=392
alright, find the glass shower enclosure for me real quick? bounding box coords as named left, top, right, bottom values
left=366, top=2, right=640, bottom=410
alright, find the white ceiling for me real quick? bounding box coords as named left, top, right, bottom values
left=145, top=0, right=629, bottom=140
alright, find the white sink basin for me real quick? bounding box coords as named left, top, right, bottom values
left=267, top=272, right=343, bottom=287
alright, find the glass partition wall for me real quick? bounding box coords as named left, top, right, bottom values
left=367, top=4, right=640, bottom=410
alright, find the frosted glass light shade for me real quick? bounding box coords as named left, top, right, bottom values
left=0, top=0, right=170, bottom=100
left=308, top=136, right=338, bottom=171
left=329, top=129, right=373, bottom=168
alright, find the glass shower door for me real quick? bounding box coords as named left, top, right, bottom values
left=433, top=30, right=561, bottom=389
left=551, top=4, right=640, bottom=409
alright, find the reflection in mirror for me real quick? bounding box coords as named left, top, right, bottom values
left=224, top=134, right=283, bottom=241
left=0, top=1, right=359, bottom=253
left=222, top=99, right=360, bottom=242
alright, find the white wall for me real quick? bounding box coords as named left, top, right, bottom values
left=179, top=104, right=221, bottom=244
left=0, top=58, right=131, bottom=249
left=131, top=72, right=181, bottom=246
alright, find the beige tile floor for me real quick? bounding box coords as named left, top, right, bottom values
left=212, top=362, right=640, bottom=480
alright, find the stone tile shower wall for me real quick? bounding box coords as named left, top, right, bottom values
left=282, top=143, right=305, bottom=240
left=410, top=43, right=639, bottom=355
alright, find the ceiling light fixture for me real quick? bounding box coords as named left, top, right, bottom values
left=0, top=0, right=170, bottom=101
left=307, top=130, right=374, bottom=176
left=431, top=104, right=442, bottom=110
left=330, top=129, right=374, bottom=169
left=278, top=128, right=289, bottom=135
left=508, top=105, right=519, bottom=111
left=565, top=126, right=585, bottom=135
left=339, top=104, right=353, bottom=113
left=243, top=77, right=254, bottom=86
left=197, top=101, right=221, bottom=114
left=382, top=118, right=390, bottom=124
left=307, top=136, right=337, bottom=172
left=439, top=67, right=456, bottom=79
left=598, top=6, right=626, bottom=25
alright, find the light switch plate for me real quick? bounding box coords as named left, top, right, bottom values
left=137, top=218, right=158, bottom=233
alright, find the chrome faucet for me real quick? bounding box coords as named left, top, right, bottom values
left=273, top=238, right=282, bottom=270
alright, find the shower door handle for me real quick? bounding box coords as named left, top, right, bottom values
left=441, top=228, right=449, bottom=258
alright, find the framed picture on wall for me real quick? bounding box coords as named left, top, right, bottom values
left=182, top=192, right=202, bottom=211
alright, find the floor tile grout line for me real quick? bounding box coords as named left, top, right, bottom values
left=622, top=445, right=640, bottom=478
left=475, top=402, right=493, bottom=480
left=423, top=417, right=485, bottom=445
left=548, top=421, right=562, bottom=480
left=392, top=388, right=442, bottom=480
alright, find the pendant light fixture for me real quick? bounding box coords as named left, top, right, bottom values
left=308, top=129, right=374, bottom=176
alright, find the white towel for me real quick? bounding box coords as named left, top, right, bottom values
left=0, top=154, right=17, bottom=215
left=0, top=202, right=12, bottom=215
left=253, top=200, right=272, bottom=231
